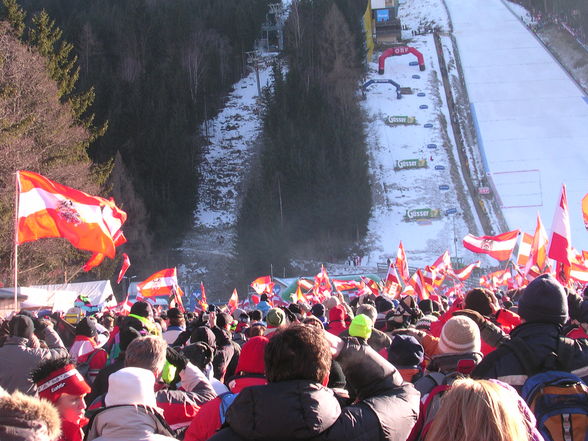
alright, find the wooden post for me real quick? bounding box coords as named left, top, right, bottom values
left=13, top=172, right=19, bottom=312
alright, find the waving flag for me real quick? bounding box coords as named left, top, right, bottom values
left=17, top=171, right=127, bottom=258
left=138, top=268, right=178, bottom=297
left=116, top=253, right=131, bottom=284
left=332, top=279, right=361, bottom=292
left=383, top=264, right=402, bottom=296
left=251, top=276, right=274, bottom=295
left=463, top=230, right=520, bottom=261
left=452, top=260, right=481, bottom=281
left=199, top=281, right=209, bottom=310
left=228, top=289, right=239, bottom=312
left=548, top=185, right=572, bottom=265
left=408, top=270, right=429, bottom=300
left=525, top=214, right=549, bottom=273
left=517, top=233, right=533, bottom=267
left=396, top=242, right=410, bottom=283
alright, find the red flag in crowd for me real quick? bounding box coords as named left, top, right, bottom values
left=395, top=242, right=410, bottom=283
left=432, top=250, right=452, bottom=275
left=331, top=279, right=361, bottom=292
left=116, top=253, right=131, bottom=284
left=360, top=276, right=380, bottom=296
left=251, top=276, right=274, bottom=295
left=138, top=268, right=178, bottom=297
left=548, top=184, right=573, bottom=266
left=17, top=170, right=127, bottom=259
left=463, top=230, right=520, bottom=261
left=383, top=264, right=402, bottom=296
left=170, top=286, right=185, bottom=312
left=525, top=213, right=549, bottom=273
left=199, top=281, right=209, bottom=310
left=408, top=269, right=428, bottom=300
left=517, top=232, right=533, bottom=267
left=452, top=260, right=481, bottom=281
left=228, top=289, right=239, bottom=312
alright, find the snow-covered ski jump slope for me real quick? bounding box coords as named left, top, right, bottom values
left=446, top=0, right=588, bottom=249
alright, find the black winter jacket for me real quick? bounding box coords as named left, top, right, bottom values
left=473, top=322, right=588, bottom=388
left=209, top=338, right=420, bottom=441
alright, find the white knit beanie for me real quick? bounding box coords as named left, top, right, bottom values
left=438, top=316, right=481, bottom=354
left=105, top=367, right=158, bottom=408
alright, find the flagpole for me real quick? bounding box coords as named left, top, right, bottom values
left=13, top=172, right=19, bottom=312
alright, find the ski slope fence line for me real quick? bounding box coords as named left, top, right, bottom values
left=469, top=102, right=502, bottom=210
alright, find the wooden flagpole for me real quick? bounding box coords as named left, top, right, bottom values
left=13, top=172, right=19, bottom=312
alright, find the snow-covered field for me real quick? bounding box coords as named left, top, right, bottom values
left=446, top=0, right=588, bottom=250
left=362, top=33, right=481, bottom=268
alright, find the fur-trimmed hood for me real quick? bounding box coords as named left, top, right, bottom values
left=0, top=391, right=61, bottom=440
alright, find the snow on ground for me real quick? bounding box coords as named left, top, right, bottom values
left=445, top=0, right=588, bottom=250
left=178, top=58, right=275, bottom=295
left=397, top=0, right=450, bottom=33
left=362, top=34, right=476, bottom=269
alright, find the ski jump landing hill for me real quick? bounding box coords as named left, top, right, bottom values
left=445, top=0, right=588, bottom=249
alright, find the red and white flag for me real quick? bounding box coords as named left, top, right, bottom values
left=408, top=270, right=429, bottom=300
left=138, top=268, right=178, bottom=297
left=582, top=193, right=588, bottom=231
left=548, top=184, right=573, bottom=265
left=452, top=260, right=481, bottom=281
left=432, top=251, right=452, bottom=275
left=251, top=276, right=274, bottom=295
left=463, top=230, right=520, bottom=261
left=228, top=289, right=239, bottom=312
left=383, top=265, right=402, bottom=296
left=332, top=279, right=361, bottom=292
left=570, top=261, right=588, bottom=283
left=17, top=171, right=127, bottom=258
left=116, top=253, right=131, bottom=284
left=516, top=233, right=533, bottom=267
left=396, top=242, right=410, bottom=283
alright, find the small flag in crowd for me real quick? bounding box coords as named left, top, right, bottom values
left=548, top=184, right=572, bottom=266
left=228, top=289, right=239, bottom=312
left=462, top=230, right=520, bottom=261
left=395, top=241, right=410, bottom=283
left=452, top=260, right=481, bottom=281
left=116, top=253, right=131, bottom=284
left=251, top=276, right=274, bottom=295
left=137, top=268, right=179, bottom=297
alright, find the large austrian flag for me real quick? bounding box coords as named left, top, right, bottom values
left=17, top=171, right=126, bottom=258
left=138, top=268, right=178, bottom=297
left=462, top=230, right=520, bottom=261
left=548, top=184, right=572, bottom=265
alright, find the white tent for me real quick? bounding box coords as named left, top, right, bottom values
left=5, top=280, right=116, bottom=312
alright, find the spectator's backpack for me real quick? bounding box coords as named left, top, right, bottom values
left=218, top=392, right=238, bottom=425
left=76, top=350, right=99, bottom=384
left=503, top=336, right=588, bottom=441
left=521, top=371, right=588, bottom=441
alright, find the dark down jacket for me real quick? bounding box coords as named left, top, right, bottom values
left=209, top=338, right=420, bottom=441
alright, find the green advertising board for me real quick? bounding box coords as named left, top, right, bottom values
left=385, top=115, right=417, bottom=125
left=395, top=158, right=427, bottom=170
left=405, top=208, right=441, bottom=221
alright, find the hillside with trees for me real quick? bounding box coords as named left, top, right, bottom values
left=235, top=0, right=372, bottom=282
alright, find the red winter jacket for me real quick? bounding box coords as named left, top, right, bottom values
left=328, top=305, right=348, bottom=336
left=567, top=326, right=588, bottom=339
left=184, top=336, right=269, bottom=441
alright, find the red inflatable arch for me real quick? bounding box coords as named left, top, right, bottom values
left=378, top=46, right=425, bottom=74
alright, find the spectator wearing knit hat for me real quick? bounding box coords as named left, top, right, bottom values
left=31, top=358, right=91, bottom=441
left=388, top=335, right=424, bottom=383
left=566, top=299, right=588, bottom=339
left=311, top=303, right=328, bottom=327
left=264, top=308, right=286, bottom=337
left=326, top=305, right=348, bottom=336
left=69, top=317, right=108, bottom=385
left=473, top=273, right=588, bottom=389
left=407, top=316, right=483, bottom=396
left=340, top=305, right=392, bottom=353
